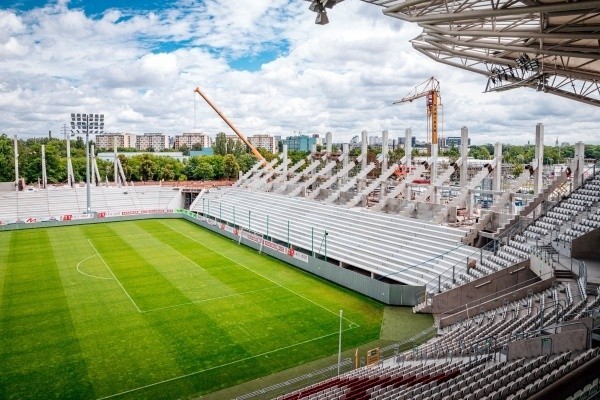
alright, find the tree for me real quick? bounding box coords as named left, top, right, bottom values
left=179, top=144, right=190, bottom=156
left=223, top=154, right=240, bottom=179
left=233, top=140, right=246, bottom=157
left=226, top=138, right=235, bottom=155
left=191, top=143, right=203, bottom=151
left=236, top=154, right=255, bottom=173
left=512, top=163, right=525, bottom=177
left=194, top=161, right=214, bottom=180
left=213, top=132, right=227, bottom=156
left=138, top=154, right=156, bottom=181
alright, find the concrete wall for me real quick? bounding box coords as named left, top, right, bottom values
left=507, top=322, right=590, bottom=360
left=432, top=260, right=535, bottom=314
left=438, top=278, right=554, bottom=328
left=571, top=228, right=600, bottom=259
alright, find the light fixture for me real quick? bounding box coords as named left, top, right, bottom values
left=315, top=10, right=329, bottom=25
left=71, top=113, right=105, bottom=214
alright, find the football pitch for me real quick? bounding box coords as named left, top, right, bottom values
left=0, top=219, right=429, bottom=399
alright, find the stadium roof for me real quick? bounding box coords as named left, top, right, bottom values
left=307, top=0, right=600, bottom=107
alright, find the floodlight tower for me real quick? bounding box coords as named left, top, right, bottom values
left=70, top=113, right=104, bottom=214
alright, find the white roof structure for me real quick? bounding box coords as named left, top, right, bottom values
left=306, top=0, right=600, bottom=106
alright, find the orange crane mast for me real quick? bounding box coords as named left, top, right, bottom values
left=393, top=77, right=442, bottom=154
left=194, top=86, right=268, bottom=167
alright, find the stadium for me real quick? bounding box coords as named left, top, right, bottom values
left=2, top=1, right=600, bottom=400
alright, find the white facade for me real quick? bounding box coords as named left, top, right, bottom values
left=173, top=133, right=212, bottom=149
left=135, top=133, right=168, bottom=151
left=95, top=133, right=135, bottom=150
left=248, top=134, right=277, bottom=153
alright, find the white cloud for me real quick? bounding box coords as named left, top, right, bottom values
left=0, top=0, right=597, bottom=146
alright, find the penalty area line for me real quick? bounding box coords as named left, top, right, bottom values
left=87, top=239, right=142, bottom=313
left=96, top=325, right=359, bottom=400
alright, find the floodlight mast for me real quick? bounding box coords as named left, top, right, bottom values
left=71, top=113, right=104, bottom=214
left=193, top=86, right=269, bottom=168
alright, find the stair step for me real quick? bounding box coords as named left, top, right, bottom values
left=555, top=270, right=574, bottom=279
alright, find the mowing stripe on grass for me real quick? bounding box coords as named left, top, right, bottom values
left=88, top=239, right=142, bottom=312
left=0, top=229, right=95, bottom=400
left=98, top=324, right=358, bottom=400
left=81, top=224, right=192, bottom=311
left=163, top=221, right=360, bottom=327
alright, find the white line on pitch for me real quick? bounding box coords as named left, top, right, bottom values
left=97, top=325, right=358, bottom=400
left=141, top=286, right=276, bottom=313
left=164, top=223, right=360, bottom=328
left=87, top=239, right=142, bottom=313
left=76, top=255, right=114, bottom=281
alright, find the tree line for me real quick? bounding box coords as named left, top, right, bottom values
left=1, top=133, right=598, bottom=185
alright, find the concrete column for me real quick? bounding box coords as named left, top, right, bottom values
left=534, top=123, right=544, bottom=195
left=405, top=129, right=412, bottom=168
left=342, top=143, right=349, bottom=185
left=326, top=131, right=332, bottom=154
left=574, top=141, right=585, bottom=186
left=460, top=126, right=468, bottom=189
left=381, top=130, right=389, bottom=173
left=311, top=143, right=317, bottom=157
left=361, top=130, right=368, bottom=171
left=13, top=135, right=19, bottom=191
left=283, top=144, right=288, bottom=174
left=114, top=136, right=119, bottom=185
left=493, top=142, right=502, bottom=193
left=41, top=145, right=47, bottom=189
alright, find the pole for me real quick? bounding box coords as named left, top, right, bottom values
left=324, top=231, right=328, bottom=262
left=13, top=135, right=19, bottom=191
left=85, top=115, right=91, bottom=214
left=219, top=202, right=222, bottom=222
left=266, top=215, right=269, bottom=240
left=233, top=206, right=236, bottom=227
left=311, top=227, right=314, bottom=256
left=287, top=220, right=290, bottom=248
left=248, top=210, right=251, bottom=231
left=338, top=309, right=343, bottom=376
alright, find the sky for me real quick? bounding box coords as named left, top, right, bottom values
left=0, top=0, right=598, bottom=145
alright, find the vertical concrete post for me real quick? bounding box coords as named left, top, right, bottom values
left=311, top=143, right=317, bottom=157
left=361, top=130, right=368, bottom=171
left=405, top=129, right=412, bottom=168
left=534, top=123, right=544, bottom=195
left=460, top=126, right=468, bottom=189
left=381, top=130, right=389, bottom=173
left=326, top=131, right=332, bottom=154
left=574, top=141, right=585, bottom=186
left=41, top=144, right=47, bottom=189
left=430, top=143, right=438, bottom=186
left=283, top=144, right=288, bottom=174
left=114, top=136, right=119, bottom=186
left=493, top=142, right=502, bottom=194
left=13, top=135, right=19, bottom=191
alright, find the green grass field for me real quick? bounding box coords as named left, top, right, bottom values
left=0, top=219, right=429, bottom=399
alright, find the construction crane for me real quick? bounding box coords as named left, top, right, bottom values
left=394, top=77, right=442, bottom=155
left=194, top=86, right=268, bottom=167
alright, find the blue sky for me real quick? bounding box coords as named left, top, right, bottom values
left=0, top=0, right=598, bottom=144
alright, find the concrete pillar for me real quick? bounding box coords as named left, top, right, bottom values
left=381, top=130, right=389, bottom=173
left=493, top=142, right=502, bottom=193
left=326, top=131, right=332, bottom=154
left=405, top=129, right=412, bottom=168
left=283, top=144, right=288, bottom=174
left=41, top=145, right=47, bottom=189
left=361, top=130, right=368, bottom=171
left=114, top=137, right=119, bottom=186
left=13, top=135, right=19, bottom=191
left=311, top=143, right=317, bottom=157
left=574, top=141, right=585, bottom=186
left=342, top=143, right=349, bottom=184
left=460, top=126, right=468, bottom=189
left=534, top=123, right=544, bottom=195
